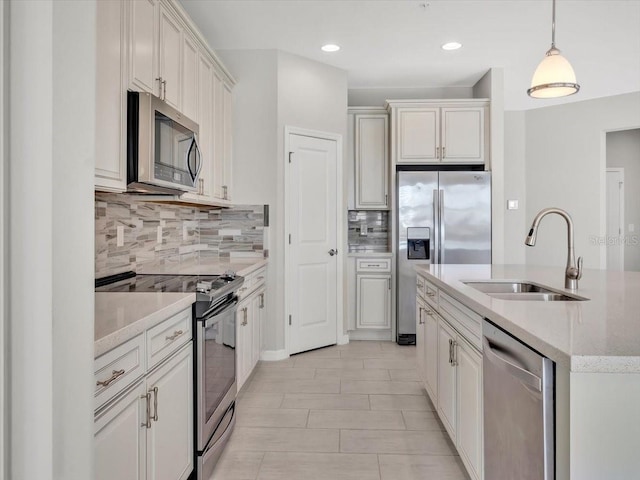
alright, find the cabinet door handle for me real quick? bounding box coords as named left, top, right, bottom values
left=442, top=146, right=446, bottom=159
left=448, top=339, right=453, bottom=365
left=151, top=386, right=159, bottom=422
left=385, top=194, right=388, bottom=206
left=165, top=330, right=184, bottom=341
left=156, top=76, right=163, bottom=97
left=451, top=340, right=458, bottom=366
left=436, top=146, right=441, bottom=159
left=162, top=80, right=167, bottom=100
left=141, top=392, right=152, bottom=429
left=418, top=308, right=424, bottom=325
left=388, top=277, right=391, bottom=290
left=198, top=178, right=204, bottom=195
left=223, top=185, right=228, bottom=200
left=259, top=293, right=265, bottom=309
left=96, top=368, right=125, bottom=387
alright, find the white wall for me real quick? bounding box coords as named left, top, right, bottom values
left=504, top=111, right=527, bottom=264
left=9, top=1, right=95, bottom=479
left=218, top=49, right=348, bottom=354
left=348, top=86, right=474, bottom=107
left=474, top=68, right=506, bottom=265
left=524, top=92, right=640, bottom=269
left=607, top=129, right=640, bottom=271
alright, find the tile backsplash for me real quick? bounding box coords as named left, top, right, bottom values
left=95, top=193, right=265, bottom=278
left=348, top=210, right=389, bottom=253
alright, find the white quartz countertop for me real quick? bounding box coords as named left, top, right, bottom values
left=416, top=264, right=640, bottom=373
left=137, top=257, right=268, bottom=277
left=95, top=292, right=195, bottom=358
left=347, top=252, right=393, bottom=258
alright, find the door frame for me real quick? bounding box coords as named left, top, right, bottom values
left=606, top=167, right=625, bottom=270
left=0, top=1, right=7, bottom=475
left=283, top=126, right=346, bottom=356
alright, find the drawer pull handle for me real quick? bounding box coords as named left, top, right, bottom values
left=367, top=264, right=381, bottom=267
left=427, top=292, right=435, bottom=297
left=257, top=276, right=264, bottom=281
left=96, top=369, right=125, bottom=387
left=239, top=287, right=247, bottom=292
left=165, top=330, right=184, bottom=341
left=424, top=309, right=434, bottom=316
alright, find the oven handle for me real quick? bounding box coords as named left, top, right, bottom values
left=204, top=297, right=239, bottom=329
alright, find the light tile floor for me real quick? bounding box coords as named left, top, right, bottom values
left=211, top=341, right=469, bottom=480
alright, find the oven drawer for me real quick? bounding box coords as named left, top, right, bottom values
left=94, top=333, right=145, bottom=410
left=147, top=307, right=192, bottom=370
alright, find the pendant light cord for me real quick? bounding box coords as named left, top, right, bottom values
left=551, top=0, right=556, bottom=49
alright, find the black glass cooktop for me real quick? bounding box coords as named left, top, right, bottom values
left=96, top=274, right=217, bottom=293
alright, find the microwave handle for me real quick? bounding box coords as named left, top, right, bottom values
left=186, top=137, right=201, bottom=182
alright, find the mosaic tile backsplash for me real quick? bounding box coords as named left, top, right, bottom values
left=348, top=210, right=390, bottom=253
left=95, top=193, right=265, bottom=277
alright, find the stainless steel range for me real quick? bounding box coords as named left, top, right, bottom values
left=96, top=271, right=244, bottom=480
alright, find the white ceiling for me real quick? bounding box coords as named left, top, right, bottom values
left=180, top=0, right=640, bottom=111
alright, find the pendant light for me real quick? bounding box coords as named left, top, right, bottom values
left=527, top=0, right=580, bottom=98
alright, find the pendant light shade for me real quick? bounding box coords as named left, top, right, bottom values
left=527, top=0, right=580, bottom=98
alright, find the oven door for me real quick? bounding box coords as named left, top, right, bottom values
left=196, top=296, right=238, bottom=451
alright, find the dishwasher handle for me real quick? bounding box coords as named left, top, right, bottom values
left=483, top=337, right=542, bottom=392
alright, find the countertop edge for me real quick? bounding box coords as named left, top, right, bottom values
left=235, top=259, right=268, bottom=277
left=94, top=293, right=196, bottom=358
left=347, top=252, right=393, bottom=258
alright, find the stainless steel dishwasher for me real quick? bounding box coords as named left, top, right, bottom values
left=483, top=319, right=555, bottom=480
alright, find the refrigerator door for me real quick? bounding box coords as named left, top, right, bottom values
left=397, top=171, right=438, bottom=342
left=439, top=171, right=492, bottom=264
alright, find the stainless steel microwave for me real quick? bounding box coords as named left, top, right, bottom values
left=127, top=91, right=201, bottom=195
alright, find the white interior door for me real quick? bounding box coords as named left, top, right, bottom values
left=288, top=133, right=338, bottom=355
left=606, top=168, right=624, bottom=271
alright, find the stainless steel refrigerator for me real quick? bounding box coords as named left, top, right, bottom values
left=397, top=169, right=491, bottom=344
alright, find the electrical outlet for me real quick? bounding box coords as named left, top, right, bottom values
left=116, top=225, right=124, bottom=247
left=360, top=222, right=368, bottom=236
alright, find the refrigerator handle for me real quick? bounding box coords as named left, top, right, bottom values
left=432, top=189, right=439, bottom=264
left=439, top=189, right=445, bottom=264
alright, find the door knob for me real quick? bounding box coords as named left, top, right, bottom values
left=328, top=249, right=338, bottom=256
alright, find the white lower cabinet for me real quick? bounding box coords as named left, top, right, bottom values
left=417, top=282, right=483, bottom=480
left=456, top=336, right=483, bottom=480
left=237, top=277, right=266, bottom=391
left=95, top=308, right=194, bottom=480
left=146, top=345, right=194, bottom=480
left=437, top=319, right=457, bottom=441
left=424, top=305, right=439, bottom=403
left=95, top=381, right=147, bottom=480
left=356, top=274, right=391, bottom=329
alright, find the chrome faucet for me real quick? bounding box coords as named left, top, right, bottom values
left=525, top=207, right=583, bottom=290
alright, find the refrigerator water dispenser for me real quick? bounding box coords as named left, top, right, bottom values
left=407, top=227, right=430, bottom=260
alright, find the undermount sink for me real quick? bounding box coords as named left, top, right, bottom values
left=462, top=281, right=588, bottom=301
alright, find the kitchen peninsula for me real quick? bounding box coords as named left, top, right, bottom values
left=415, top=263, right=640, bottom=480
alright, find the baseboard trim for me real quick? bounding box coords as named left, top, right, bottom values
left=348, top=329, right=393, bottom=341
left=260, top=349, right=289, bottom=362
left=337, top=334, right=350, bottom=346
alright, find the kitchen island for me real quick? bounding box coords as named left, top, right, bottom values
left=415, top=264, right=640, bottom=480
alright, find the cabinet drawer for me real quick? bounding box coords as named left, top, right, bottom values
left=238, top=266, right=267, bottom=299
left=356, top=258, right=391, bottom=272
left=253, top=267, right=267, bottom=289
left=438, top=291, right=482, bottom=349
left=147, top=307, right=192, bottom=370
left=94, top=333, right=145, bottom=411
left=424, top=278, right=439, bottom=310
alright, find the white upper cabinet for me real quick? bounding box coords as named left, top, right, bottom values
left=398, top=108, right=439, bottom=163
left=388, top=100, right=489, bottom=165
left=441, top=107, right=485, bottom=163
left=128, top=0, right=158, bottom=95
left=355, top=114, right=389, bottom=209
left=211, top=73, right=233, bottom=203
left=95, top=0, right=127, bottom=192
left=158, top=3, right=182, bottom=110
left=181, top=32, right=199, bottom=122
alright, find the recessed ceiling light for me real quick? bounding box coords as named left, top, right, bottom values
left=441, top=42, right=462, bottom=51
left=321, top=44, right=341, bottom=53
